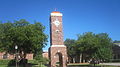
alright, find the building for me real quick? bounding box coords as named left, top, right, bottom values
left=113, top=41, right=120, bottom=59
left=0, top=52, right=33, bottom=60
left=42, top=51, right=49, bottom=59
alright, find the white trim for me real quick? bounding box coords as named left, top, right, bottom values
left=51, top=45, right=65, bottom=47
left=51, top=13, right=63, bottom=16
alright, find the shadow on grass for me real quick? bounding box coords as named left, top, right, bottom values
left=7, top=63, right=38, bottom=67
left=7, top=59, right=38, bottom=67
left=26, top=63, right=38, bottom=67
left=44, top=64, right=50, bottom=67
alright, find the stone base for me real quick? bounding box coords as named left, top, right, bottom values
left=49, top=45, right=67, bottom=67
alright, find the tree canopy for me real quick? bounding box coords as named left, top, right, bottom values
left=64, top=39, right=76, bottom=63
left=65, top=32, right=113, bottom=63
left=0, top=19, right=48, bottom=58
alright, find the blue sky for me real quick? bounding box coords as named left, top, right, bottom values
left=0, top=0, right=120, bottom=51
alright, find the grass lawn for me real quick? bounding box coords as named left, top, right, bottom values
left=0, top=65, right=37, bottom=67
left=0, top=64, right=47, bottom=67
left=0, top=65, right=15, bottom=67
left=0, top=60, right=47, bottom=67
left=67, top=63, right=119, bottom=67
left=0, top=65, right=26, bottom=67
left=1, top=64, right=118, bottom=67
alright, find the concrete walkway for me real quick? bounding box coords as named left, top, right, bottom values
left=100, top=63, right=120, bottom=66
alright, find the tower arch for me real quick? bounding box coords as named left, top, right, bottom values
left=54, top=52, right=63, bottom=67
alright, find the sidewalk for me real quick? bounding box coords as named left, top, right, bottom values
left=100, top=63, right=120, bottom=66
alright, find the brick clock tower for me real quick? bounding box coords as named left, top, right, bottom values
left=49, top=11, right=67, bottom=67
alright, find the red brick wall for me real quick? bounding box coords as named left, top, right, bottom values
left=0, top=52, right=14, bottom=59
left=0, top=52, right=33, bottom=60
left=42, top=52, right=48, bottom=59
left=26, top=53, right=33, bottom=60
left=50, top=16, right=64, bottom=45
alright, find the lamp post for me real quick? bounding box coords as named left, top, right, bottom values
left=15, top=45, right=18, bottom=67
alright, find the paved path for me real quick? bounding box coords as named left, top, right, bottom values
left=100, top=63, right=120, bottom=66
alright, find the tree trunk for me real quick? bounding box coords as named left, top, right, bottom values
left=79, top=53, right=82, bottom=63
left=68, top=56, right=71, bottom=63
left=83, top=59, right=85, bottom=63
left=73, top=57, right=75, bottom=63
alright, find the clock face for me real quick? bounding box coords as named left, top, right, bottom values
left=53, top=19, right=60, bottom=27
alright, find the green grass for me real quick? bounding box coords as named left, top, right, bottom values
left=0, top=65, right=46, bottom=67
left=0, top=65, right=7, bottom=67
left=0, top=65, right=16, bottom=67
left=67, top=63, right=119, bottom=67
left=0, top=64, right=119, bottom=67
left=0, top=59, right=48, bottom=67
left=68, top=63, right=89, bottom=65
left=0, top=65, right=27, bottom=67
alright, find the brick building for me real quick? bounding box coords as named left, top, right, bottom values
left=42, top=51, right=49, bottom=59
left=113, top=41, right=120, bottom=59
left=0, top=52, right=33, bottom=60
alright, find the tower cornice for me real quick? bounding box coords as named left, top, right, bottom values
left=51, top=11, right=63, bottom=16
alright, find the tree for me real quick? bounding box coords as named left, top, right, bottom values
left=0, top=19, right=48, bottom=59
left=93, top=33, right=113, bottom=61
left=76, top=32, right=113, bottom=62
left=64, top=39, right=76, bottom=63
left=113, top=40, right=120, bottom=43
left=0, top=22, right=13, bottom=52
left=76, top=32, right=98, bottom=62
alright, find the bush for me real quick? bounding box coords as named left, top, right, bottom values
left=8, top=59, right=16, bottom=66
left=0, top=60, right=11, bottom=65
left=0, top=59, right=28, bottom=66
left=34, top=54, right=49, bottom=64
left=19, top=58, right=28, bottom=65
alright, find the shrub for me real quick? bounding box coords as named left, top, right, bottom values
left=7, top=59, right=16, bottom=66
left=0, top=60, right=11, bottom=65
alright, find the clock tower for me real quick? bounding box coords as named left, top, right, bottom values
left=49, top=11, right=67, bottom=67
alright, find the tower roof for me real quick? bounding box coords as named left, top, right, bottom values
left=51, top=11, right=62, bottom=16
left=51, top=11, right=61, bottom=13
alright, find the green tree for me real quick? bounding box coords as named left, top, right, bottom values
left=64, top=39, right=76, bottom=63
left=93, top=33, right=113, bottom=61
left=34, top=53, right=49, bottom=67
left=0, top=19, right=48, bottom=59
left=76, top=32, right=113, bottom=62
left=113, top=40, right=120, bottom=43
left=0, top=22, right=13, bottom=52
left=76, top=32, right=98, bottom=62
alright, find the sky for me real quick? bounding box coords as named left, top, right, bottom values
left=0, top=0, right=120, bottom=51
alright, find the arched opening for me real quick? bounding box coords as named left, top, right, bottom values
left=55, top=52, right=63, bottom=67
